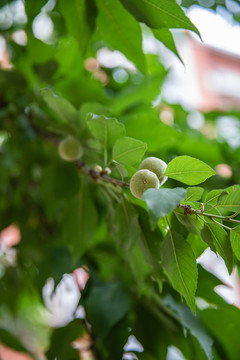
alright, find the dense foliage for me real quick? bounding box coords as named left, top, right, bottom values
left=1, top=0, right=240, bottom=359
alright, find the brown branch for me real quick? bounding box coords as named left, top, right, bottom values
left=177, top=203, right=240, bottom=229
left=177, top=204, right=196, bottom=215
left=29, top=119, right=60, bottom=145
left=30, top=120, right=130, bottom=189
left=30, top=119, right=240, bottom=233
left=75, top=160, right=130, bottom=188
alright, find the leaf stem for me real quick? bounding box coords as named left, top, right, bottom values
left=210, top=217, right=232, bottom=231
left=178, top=204, right=240, bottom=231
left=104, top=146, right=108, bottom=168
left=196, top=213, right=208, bottom=224
left=200, top=212, right=240, bottom=224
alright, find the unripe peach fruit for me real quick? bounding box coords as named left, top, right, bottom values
left=130, top=169, right=159, bottom=199
left=58, top=136, right=83, bottom=162
left=139, top=157, right=168, bottom=186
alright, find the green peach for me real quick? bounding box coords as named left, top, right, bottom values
left=139, top=157, right=168, bottom=186
left=58, top=136, right=83, bottom=162
left=130, top=169, right=159, bottom=199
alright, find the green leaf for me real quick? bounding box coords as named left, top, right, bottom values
left=107, top=198, right=141, bottom=255
left=230, top=226, right=240, bottom=260
left=24, top=35, right=55, bottom=67
left=142, top=187, right=187, bottom=225
left=41, top=162, right=80, bottom=200
left=59, top=0, right=97, bottom=54
left=178, top=130, right=223, bottom=166
left=80, top=102, right=111, bottom=122
left=161, top=228, right=197, bottom=313
left=196, top=265, right=226, bottom=306
left=133, top=302, right=176, bottom=359
left=40, top=161, right=80, bottom=219
left=216, top=185, right=240, bottom=213
left=113, top=160, right=129, bottom=179
left=25, top=1, right=43, bottom=23
left=96, top=0, right=146, bottom=73
left=184, top=186, right=204, bottom=203
left=200, top=225, right=217, bottom=254
left=170, top=211, right=189, bottom=239
left=164, top=295, right=213, bottom=360
left=87, top=114, right=126, bottom=148
left=201, top=223, right=233, bottom=274
left=129, top=242, right=153, bottom=290
left=41, top=88, right=78, bottom=123
left=120, top=0, right=201, bottom=36
left=122, top=108, right=180, bottom=153
left=204, top=189, right=225, bottom=206
left=62, top=179, right=98, bottom=255
left=0, top=329, right=30, bottom=354
left=152, top=28, right=183, bottom=63
left=137, top=206, right=164, bottom=277
left=84, top=282, right=130, bottom=339
left=46, top=319, right=85, bottom=360
left=112, top=136, right=147, bottom=165
left=201, top=306, right=240, bottom=360
left=187, top=234, right=208, bottom=259
left=174, top=208, right=203, bottom=236
left=165, top=156, right=215, bottom=185
left=38, top=247, right=73, bottom=288
left=112, top=74, right=166, bottom=115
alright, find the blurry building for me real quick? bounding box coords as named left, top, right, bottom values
left=190, top=36, right=240, bottom=112
left=162, top=34, right=240, bottom=113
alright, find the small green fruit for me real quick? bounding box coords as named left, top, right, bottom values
left=130, top=169, right=159, bottom=199
left=139, top=156, right=168, bottom=186
left=58, top=136, right=83, bottom=161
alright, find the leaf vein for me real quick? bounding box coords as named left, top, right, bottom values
left=142, top=0, right=195, bottom=28
left=207, top=224, right=230, bottom=270
left=169, top=228, right=191, bottom=304
left=98, top=0, right=140, bottom=61
left=113, top=145, right=145, bottom=160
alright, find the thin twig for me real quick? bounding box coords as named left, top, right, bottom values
left=210, top=217, right=232, bottom=231
left=196, top=213, right=208, bottom=224
left=229, top=212, right=240, bottom=219
left=75, top=160, right=129, bottom=188
left=200, top=212, right=240, bottom=224
left=178, top=204, right=240, bottom=230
